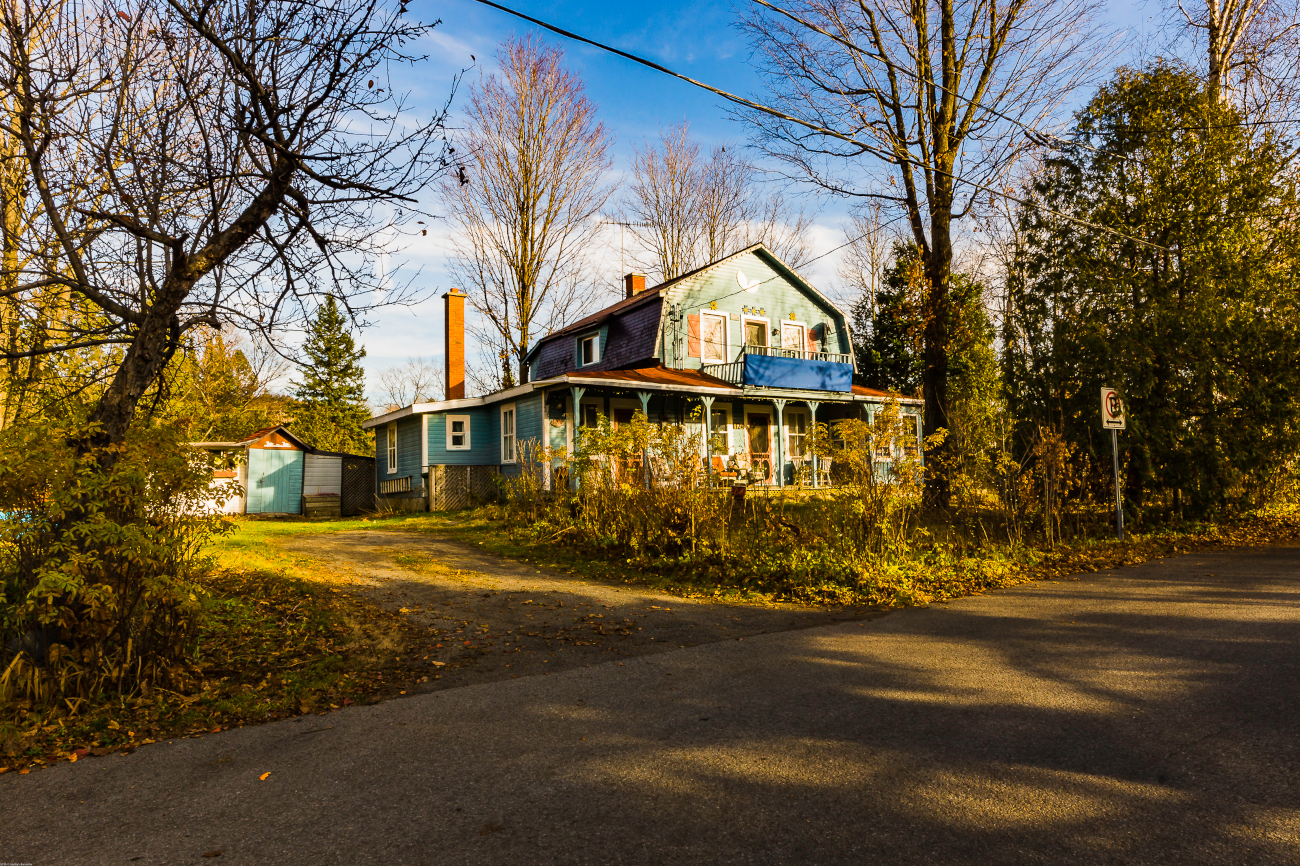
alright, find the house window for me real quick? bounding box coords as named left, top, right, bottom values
left=701, top=312, right=728, bottom=363
left=787, top=410, right=808, bottom=458
left=446, top=414, right=471, bottom=451
left=582, top=403, right=601, bottom=429
left=579, top=334, right=599, bottom=366
left=386, top=423, right=397, bottom=473
left=708, top=407, right=730, bottom=454
left=743, top=317, right=769, bottom=349
left=902, top=415, right=920, bottom=457
left=781, top=322, right=806, bottom=357
left=501, top=404, right=516, bottom=464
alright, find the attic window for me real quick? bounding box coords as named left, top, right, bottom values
left=579, top=334, right=599, bottom=366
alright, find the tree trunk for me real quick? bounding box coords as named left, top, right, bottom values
left=923, top=199, right=953, bottom=508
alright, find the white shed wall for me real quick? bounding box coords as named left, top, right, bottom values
left=303, top=453, right=342, bottom=496
left=206, top=462, right=246, bottom=514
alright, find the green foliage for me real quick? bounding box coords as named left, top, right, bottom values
left=290, top=297, right=370, bottom=454
left=853, top=243, right=995, bottom=401
left=156, top=330, right=290, bottom=441
left=0, top=422, right=231, bottom=705
left=853, top=244, right=1000, bottom=505
left=1005, top=63, right=1300, bottom=518
left=497, top=403, right=956, bottom=604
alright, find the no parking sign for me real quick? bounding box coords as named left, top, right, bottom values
left=1101, top=387, right=1126, bottom=430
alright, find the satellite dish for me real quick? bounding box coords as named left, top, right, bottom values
left=736, top=269, right=760, bottom=293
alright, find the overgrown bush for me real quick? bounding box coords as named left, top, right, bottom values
left=498, top=401, right=950, bottom=603
left=0, top=422, right=232, bottom=707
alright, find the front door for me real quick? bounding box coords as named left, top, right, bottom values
left=747, top=412, right=772, bottom=483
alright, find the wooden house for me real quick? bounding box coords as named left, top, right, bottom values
left=363, top=244, right=922, bottom=511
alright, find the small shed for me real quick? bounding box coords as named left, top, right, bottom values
left=192, top=426, right=374, bottom=516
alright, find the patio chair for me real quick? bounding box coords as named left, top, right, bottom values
left=711, top=456, right=739, bottom=487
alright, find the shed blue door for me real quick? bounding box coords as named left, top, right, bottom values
left=246, top=449, right=303, bottom=514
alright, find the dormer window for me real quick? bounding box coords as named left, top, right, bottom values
left=579, top=334, right=599, bottom=366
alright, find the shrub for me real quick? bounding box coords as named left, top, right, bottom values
left=0, top=422, right=232, bottom=706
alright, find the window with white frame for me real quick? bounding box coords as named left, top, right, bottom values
left=446, top=414, right=471, bottom=450
left=902, top=414, right=920, bottom=457
left=579, top=334, right=599, bottom=366
left=780, top=322, right=806, bottom=357
left=500, top=404, right=516, bottom=464
left=743, top=317, right=769, bottom=349
left=701, top=312, right=728, bottom=363
left=787, top=409, right=808, bottom=458
left=386, top=423, right=397, bottom=473
left=708, top=407, right=730, bottom=455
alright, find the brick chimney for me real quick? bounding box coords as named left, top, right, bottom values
left=624, top=273, right=646, bottom=298
left=443, top=288, right=465, bottom=400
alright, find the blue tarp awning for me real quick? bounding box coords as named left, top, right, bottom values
left=741, top=354, right=853, bottom=392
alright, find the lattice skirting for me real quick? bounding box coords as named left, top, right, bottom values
left=429, top=465, right=500, bottom=511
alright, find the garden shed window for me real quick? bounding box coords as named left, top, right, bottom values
left=386, top=423, right=397, bottom=473
left=501, top=404, right=516, bottom=464
left=446, top=415, right=471, bottom=451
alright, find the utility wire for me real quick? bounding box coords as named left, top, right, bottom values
left=466, top=0, right=1169, bottom=252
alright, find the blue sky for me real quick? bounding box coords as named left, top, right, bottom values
left=352, top=0, right=1166, bottom=406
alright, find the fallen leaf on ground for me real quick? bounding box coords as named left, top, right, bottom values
left=259, top=772, right=271, bottom=781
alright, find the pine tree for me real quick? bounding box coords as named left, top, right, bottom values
left=290, top=297, right=371, bottom=454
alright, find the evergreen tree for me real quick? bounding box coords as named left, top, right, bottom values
left=290, top=298, right=371, bottom=454
left=853, top=243, right=993, bottom=402
left=1004, top=63, right=1300, bottom=517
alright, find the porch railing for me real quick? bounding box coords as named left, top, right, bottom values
left=699, top=360, right=744, bottom=384
left=700, top=345, right=853, bottom=387
left=739, top=344, right=852, bottom=364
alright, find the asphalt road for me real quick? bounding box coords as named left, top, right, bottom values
left=3, top=545, right=1298, bottom=865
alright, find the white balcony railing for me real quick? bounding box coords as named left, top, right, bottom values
left=700, top=345, right=852, bottom=384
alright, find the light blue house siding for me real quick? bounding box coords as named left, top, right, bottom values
left=662, top=250, right=852, bottom=369
left=426, top=406, right=493, bottom=465
left=375, top=414, right=424, bottom=494
left=416, top=392, right=546, bottom=478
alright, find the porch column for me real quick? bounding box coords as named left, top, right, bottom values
left=772, top=398, right=787, bottom=488
left=807, top=400, right=821, bottom=489
left=570, top=386, right=586, bottom=491
left=637, top=391, right=652, bottom=489
left=541, top=391, right=551, bottom=492
left=700, top=395, right=715, bottom=466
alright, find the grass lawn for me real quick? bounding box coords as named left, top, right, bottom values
left=6, top=502, right=1298, bottom=774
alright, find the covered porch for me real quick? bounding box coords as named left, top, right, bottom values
left=534, top=366, right=907, bottom=490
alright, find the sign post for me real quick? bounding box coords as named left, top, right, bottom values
left=1101, top=387, right=1126, bottom=541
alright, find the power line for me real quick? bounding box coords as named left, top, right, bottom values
left=465, top=0, right=1169, bottom=253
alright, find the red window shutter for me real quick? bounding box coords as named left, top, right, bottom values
left=806, top=326, right=817, bottom=355
left=688, top=314, right=701, bottom=358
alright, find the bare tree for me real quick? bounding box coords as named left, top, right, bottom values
left=442, top=36, right=615, bottom=390
left=1170, top=0, right=1300, bottom=114
left=625, top=124, right=703, bottom=282
left=0, top=0, right=449, bottom=455
left=623, top=123, right=814, bottom=282
left=741, top=0, right=1108, bottom=504
left=377, top=356, right=444, bottom=411
left=836, top=201, right=892, bottom=316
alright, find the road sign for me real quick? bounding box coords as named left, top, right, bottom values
left=1101, top=387, right=1126, bottom=430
